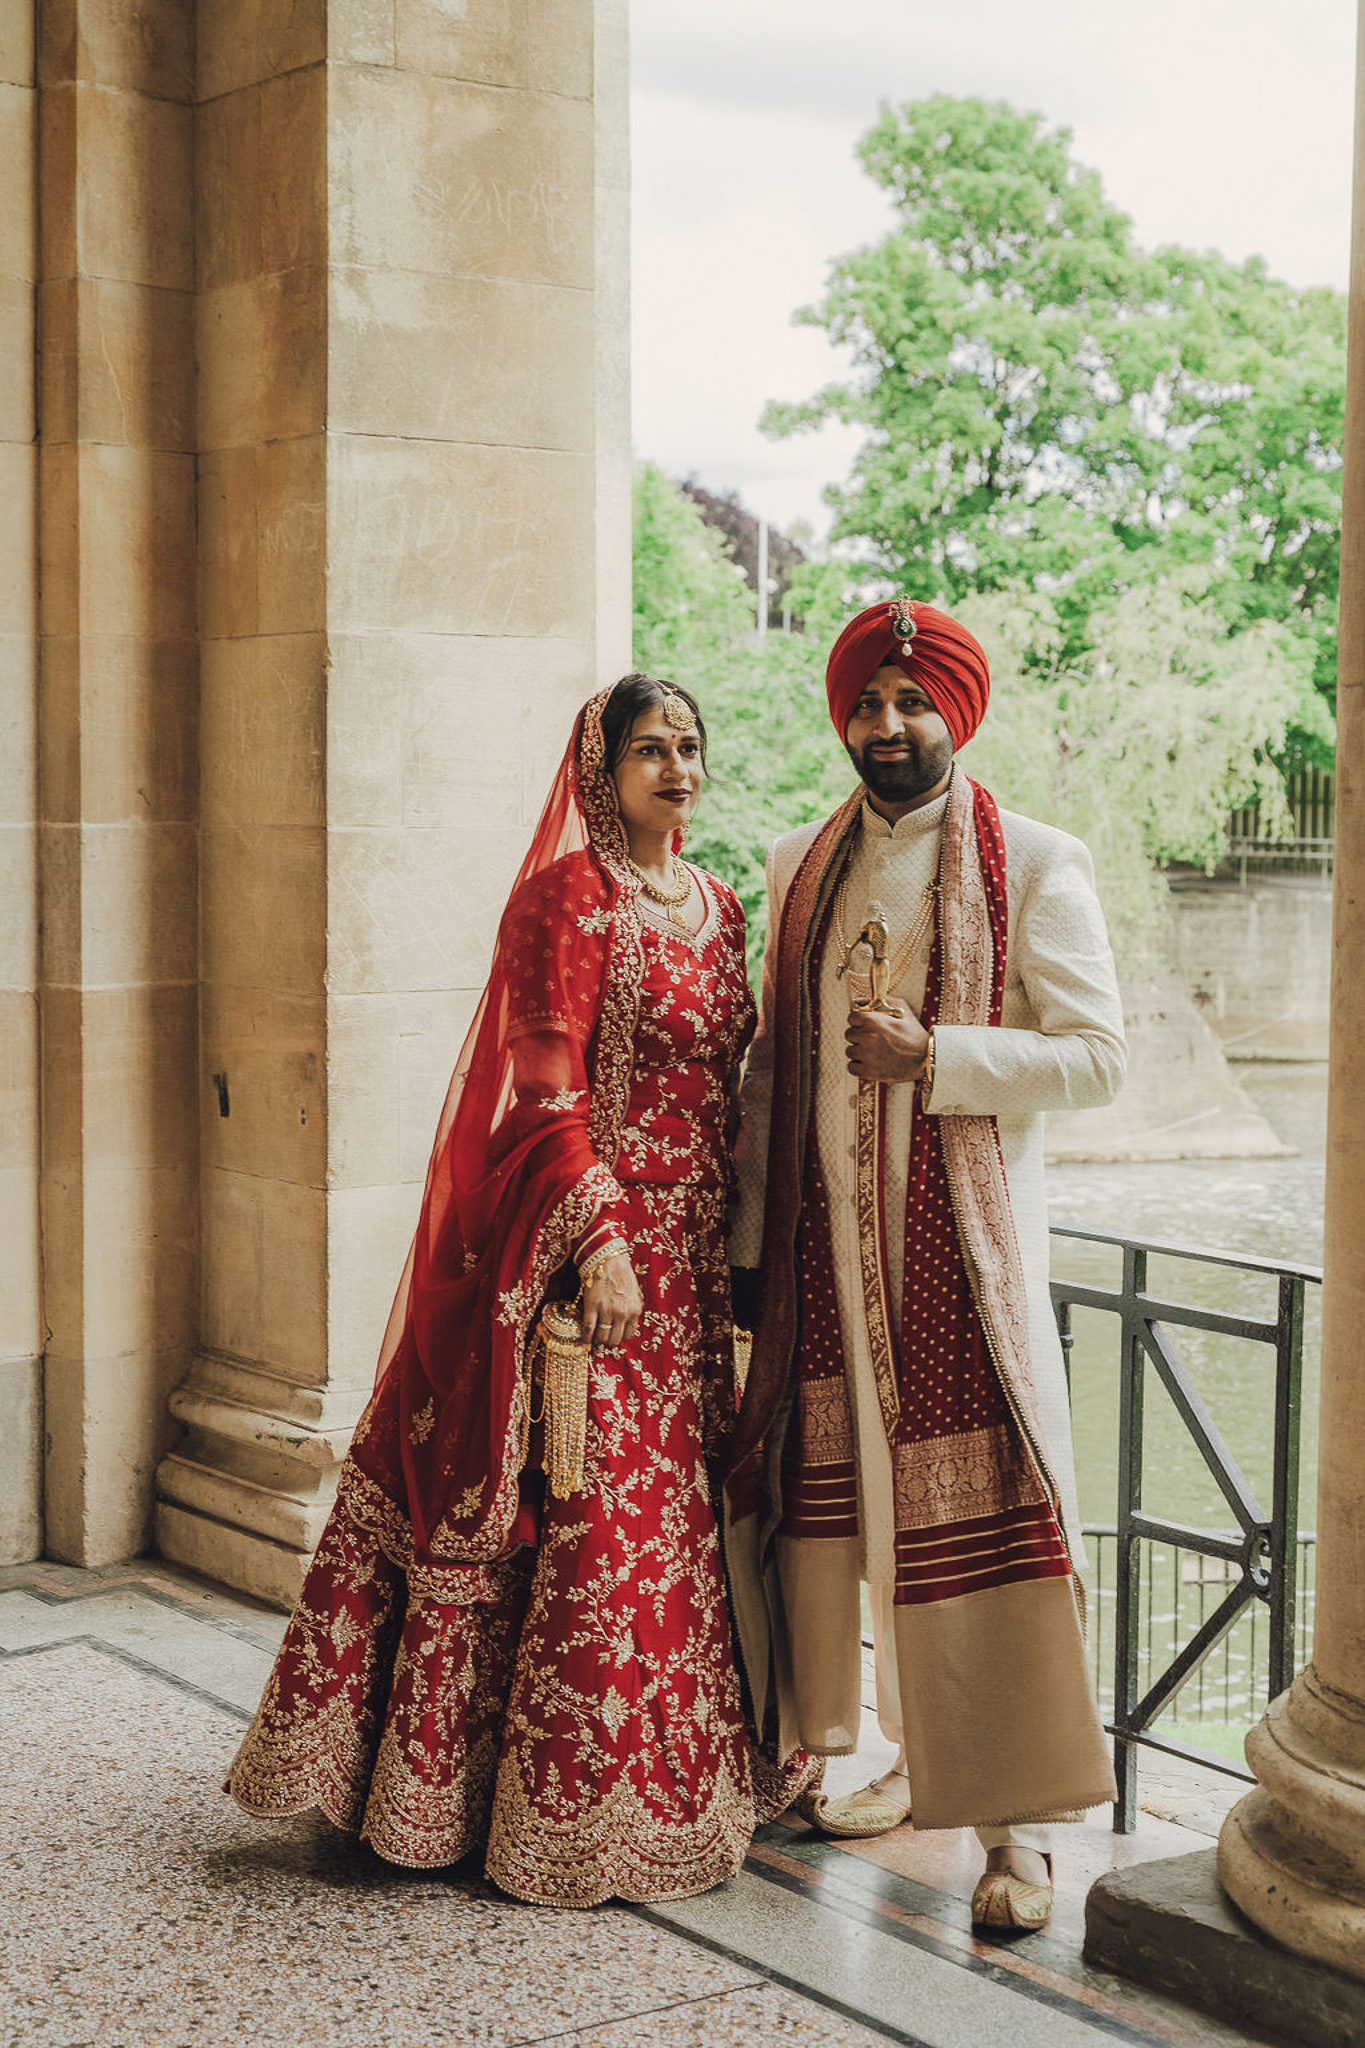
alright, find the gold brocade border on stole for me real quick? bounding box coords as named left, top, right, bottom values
left=854, top=1070, right=902, bottom=1440
left=337, top=1460, right=413, bottom=1567
left=935, top=774, right=1058, bottom=1523
left=891, top=1421, right=1045, bottom=1529
left=587, top=902, right=644, bottom=1168
left=799, top=1375, right=857, bottom=1464
left=835, top=770, right=1062, bottom=1540
left=731, top=790, right=863, bottom=1479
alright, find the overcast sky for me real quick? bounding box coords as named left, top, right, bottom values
left=630, top=0, right=1357, bottom=536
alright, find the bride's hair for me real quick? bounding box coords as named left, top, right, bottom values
left=599, top=672, right=709, bottom=773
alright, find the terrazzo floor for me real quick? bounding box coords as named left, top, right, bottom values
left=0, top=1562, right=1272, bottom=2048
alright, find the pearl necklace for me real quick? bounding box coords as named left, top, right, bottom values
left=629, top=855, right=693, bottom=931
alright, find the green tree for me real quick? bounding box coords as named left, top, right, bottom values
left=675, top=634, right=853, bottom=974
left=956, top=580, right=1311, bottom=964
left=632, top=469, right=1314, bottom=978
left=763, top=96, right=1344, bottom=751
left=633, top=460, right=752, bottom=668
left=632, top=469, right=847, bottom=968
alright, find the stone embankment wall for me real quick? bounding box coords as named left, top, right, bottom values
left=1047, top=872, right=1332, bottom=1163
left=1164, top=871, right=1332, bottom=1060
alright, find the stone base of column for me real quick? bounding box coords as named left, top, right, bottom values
left=153, top=1355, right=367, bottom=1610
left=0, top=1356, right=43, bottom=1565
left=1086, top=1848, right=1365, bottom=2048
left=1218, top=1666, right=1365, bottom=1981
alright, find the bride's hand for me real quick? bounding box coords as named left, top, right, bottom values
left=579, top=1254, right=644, bottom=1350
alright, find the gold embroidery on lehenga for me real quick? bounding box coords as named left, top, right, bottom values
left=225, top=1503, right=403, bottom=1833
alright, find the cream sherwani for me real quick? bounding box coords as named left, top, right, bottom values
left=730, top=788, right=1126, bottom=1834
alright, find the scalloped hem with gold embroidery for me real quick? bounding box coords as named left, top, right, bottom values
left=484, top=1808, right=757, bottom=1908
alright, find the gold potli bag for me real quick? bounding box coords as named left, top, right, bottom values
left=525, top=1295, right=592, bottom=1498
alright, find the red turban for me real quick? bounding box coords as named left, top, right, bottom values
left=825, top=598, right=990, bottom=750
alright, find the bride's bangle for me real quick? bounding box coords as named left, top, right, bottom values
left=577, top=1239, right=630, bottom=1288
left=575, top=1215, right=619, bottom=1261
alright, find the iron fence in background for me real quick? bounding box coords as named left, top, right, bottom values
left=1225, top=765, right=1335, bottom=877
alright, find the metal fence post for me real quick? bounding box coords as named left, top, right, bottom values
left=1113, top=1243, right=1146, bottom=1833
left=1268, top=1274, right=1305, bottom=1702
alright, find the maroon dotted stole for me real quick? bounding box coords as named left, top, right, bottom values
left=780, top=775, right=1072, bottom=1607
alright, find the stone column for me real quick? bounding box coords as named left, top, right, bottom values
left=36, top=0, right=200, bottom=1566
left=1217, top=0, right=1365, bottom=1979
left=593, top=0, right=633, bottom=681
left=0, top=1, right=41, bottom=1564
left=155, top=0, right=630, bottom=1607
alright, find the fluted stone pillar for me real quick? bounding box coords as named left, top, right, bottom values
left=1217, top=0, right=1365, bottom=1979
left=36, top=0, right=200, bottom=1566
left=0, top=1, right=41, bottom=1564
left=154, top=0, right=631, bottom=1606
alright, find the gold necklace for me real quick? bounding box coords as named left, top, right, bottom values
left=629, top=855, right=693, bottom=930
left=834, top=873, right=938, bottom=996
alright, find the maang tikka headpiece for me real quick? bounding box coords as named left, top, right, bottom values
left=660, top=686, right=693, bottom=730
left=889, top=596, right=917, bottom=656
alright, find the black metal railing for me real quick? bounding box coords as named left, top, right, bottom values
left=1080, top=1526, right=1316, bottom=1728
left=1051, top=1226, right=1319, bottom=1833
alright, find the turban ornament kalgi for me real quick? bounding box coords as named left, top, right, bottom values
left=825, top=598, right=991, bottom=750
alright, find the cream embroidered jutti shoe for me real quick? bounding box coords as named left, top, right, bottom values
left=970, top=1847, right=1054, bottom=1930
left=801, top=1766, right=912, bottom=1840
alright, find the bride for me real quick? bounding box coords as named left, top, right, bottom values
left=227, top=672, right=815, bottom=1905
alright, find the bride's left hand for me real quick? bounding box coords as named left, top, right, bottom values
left=580, top=1254, right=644, bottom=1349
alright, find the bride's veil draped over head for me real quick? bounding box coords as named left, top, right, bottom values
left=353, top=687, right=644, bottom=1576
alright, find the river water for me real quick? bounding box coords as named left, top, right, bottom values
left=1049, top=1062, right=1326, bottom=1533
left=1047, top=1064, right=1327, bottom=1731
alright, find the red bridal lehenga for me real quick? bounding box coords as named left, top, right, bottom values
left=227, top=690, right=814, bottom=1906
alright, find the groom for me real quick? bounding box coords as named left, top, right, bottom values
left=726, top=598, right=1125, bottom=1929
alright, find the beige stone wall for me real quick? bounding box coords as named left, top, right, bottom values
left=0, top=2, right=40, bottom=1562
left=154, top=0, right=631, bottom=1604
left=322, top=5, right=605, bottom=1389
left=594, top=0, right=633, bottom=680
left=4, top=0, right=628, bottom=1586
left=35, top=0, right=200, bottom=1565
left=193, top=16, right=328, bottom=1396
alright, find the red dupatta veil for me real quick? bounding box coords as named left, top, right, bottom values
left=339, top=689, right=644, bottom=1580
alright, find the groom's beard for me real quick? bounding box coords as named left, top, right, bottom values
left=847, top=732, right=954, bottom=805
